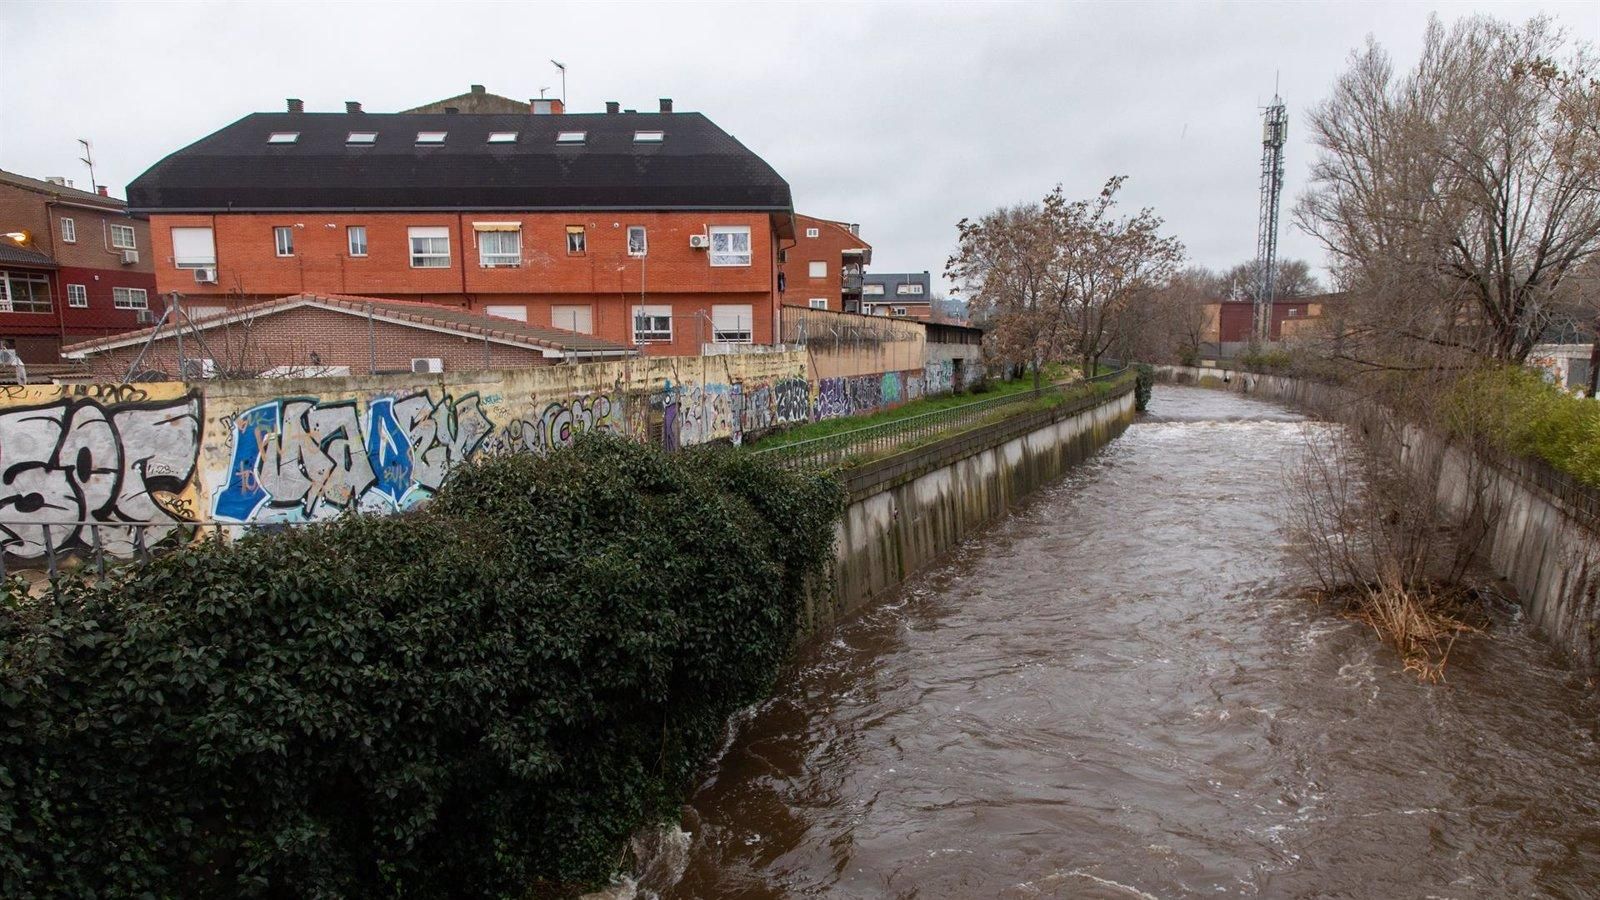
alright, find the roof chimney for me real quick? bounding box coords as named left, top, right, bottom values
left=444, top=106, right=459, bottom=115
left=470, top=84, right=486, bottom=95
left=286, top=98, right=304, bottom=113
left=530, top=98, right=565, bottom=115
left=97, top=186, right=109, bottom=197
left=605, top=101, right=620, bottom=115
left=659, top=98, right=673, bottom=113
left=345, top=100, right=363, bottom=114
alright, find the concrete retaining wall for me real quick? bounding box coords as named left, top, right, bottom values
left=1155, top=364, right=1600, bottom=669
left=805, top=381, right=1137, bottom=632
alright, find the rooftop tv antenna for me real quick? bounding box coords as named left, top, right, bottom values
left=550, top=60, right=567, bottom=105
left=77, top=138, right=98, bottom=195
left=1253, top=86, right=1287, bottom=343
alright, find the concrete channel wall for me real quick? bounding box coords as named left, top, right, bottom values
left=805, top=379, right=1138, bottom=633
left=1155, top=364, right=1600, bottom=670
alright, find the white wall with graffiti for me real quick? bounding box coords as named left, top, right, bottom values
left=0, top=348, right=967, bottom=559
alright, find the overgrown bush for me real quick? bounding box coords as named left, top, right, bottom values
left=1446, top=365, right=1600, bottom=488
left=1134, top=363, right=1154, bottom=411
left=1237, top=346, right=1294, bottom=373
left=0, top=435, right=844, bottom=897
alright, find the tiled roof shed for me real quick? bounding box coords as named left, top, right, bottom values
left=61, top=292, right=636, bottom=362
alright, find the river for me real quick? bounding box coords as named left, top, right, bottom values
left=651, top=384, right=1600, bottom=898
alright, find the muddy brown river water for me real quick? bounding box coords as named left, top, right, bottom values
left=649, top=385, right=1600, bottom=899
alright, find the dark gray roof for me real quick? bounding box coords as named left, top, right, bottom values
left=127, top=111, right=793, bottom=214
left=0, top=241, right=58, bottom=268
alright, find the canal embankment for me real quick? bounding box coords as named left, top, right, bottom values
left=1155, top=363, right=1600, bottom=670
left=805, top=372, right=1138, bottom=632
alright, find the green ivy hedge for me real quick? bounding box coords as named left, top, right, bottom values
left=0, top=435, right=844, bottom=897
left=1446, top=365, right=1600, bottom=488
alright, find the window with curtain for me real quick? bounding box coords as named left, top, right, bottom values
left=709, top=226, right=751, bottom=266
left=409, top=227, right=450, bottom=267
left=347, top=226, right=367, bottom=257
left=478, top=230, right=522, bottom=267
left=114, top=287, right=148, bottom=310
left=273, top=226, right=294, bottom=256
left=0, top=271, right=53, bottom=313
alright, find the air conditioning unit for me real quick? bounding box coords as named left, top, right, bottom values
left=411, top=357, right=444, bottom=374
left=180, top=358, right=217, bottom=380
left=688, top=234, right=709, bottom=249
left=193, top=266, right=218, bottom=284
left=120, top=249, right=139, bottom=265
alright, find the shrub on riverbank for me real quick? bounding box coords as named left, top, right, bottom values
left=1445, top=365, right=1600, bottom=488
left=0, top=435, right=844, bottom=897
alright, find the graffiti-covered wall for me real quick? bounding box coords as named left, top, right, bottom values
left=1, top=349, right=955, bottom=558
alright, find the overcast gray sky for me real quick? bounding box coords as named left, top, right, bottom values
left=3, top=0, right=1596, bottom=291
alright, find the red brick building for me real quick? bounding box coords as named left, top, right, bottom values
left=60, top=292, right=633, bottom=380
left=0, top=170, right=158, bottom=364
left=779, top=215, right=871, bottom=313
left=128, top=98, right=795, bottom=356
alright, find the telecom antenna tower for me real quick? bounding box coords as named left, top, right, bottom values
left=1253, top=94, right=1287, bottom=343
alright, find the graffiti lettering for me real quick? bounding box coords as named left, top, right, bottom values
left=507, top=394, right=626, bottom=453
left=213, top=391, right=492, bottom=522
left=0, top=394, right=202, bottom=558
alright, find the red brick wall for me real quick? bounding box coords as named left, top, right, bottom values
left=148, top=211, right=783, bottom=347
left=0, top=179, right=158, bottom=361
left=466, top=290, right=773, bottom=356
left=75, top=302, right=552, bottom=379
left=779, top=215, right=867, bottom=312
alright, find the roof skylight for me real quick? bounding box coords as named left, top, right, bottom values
left=416, top=131, right=448, bottom=144
left=556, top=131, right=587, bottom=144
left=633, top=130, right=665, bottom=143
left=487, top=131, right=519, bottom=143
left=268, top=132, right=300, bottom=144
left=346, top=131, right=377, bottom=144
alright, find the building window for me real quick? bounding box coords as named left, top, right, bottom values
left=556, top=131, right=586, bottom=144
left=633, top=130, right=665, bottom=143
left=712, top=304, right=754, bottom=343
left=346, top=131, right=377, bottom=144
left=806, top=227, right=819, bottom=238
left=110, top=224, right=136, bottom=250
left=896, top=283, right=925, bottom=295
left=808, top=260, right=826, bottom=278
left=892, top=306, right=908, bottom=316
left=273, top=226, right=294, bottom=256
left=484, top=304, right=527, bottom=322
left=408, top=226, right=450, bottom=267
left=0, top=272, right=52, bottom=313
left=808, top=298, right=828, bottom=310
left=566, top=225, right=586, bottom=255
left=67, top=284, right=88, bottom=307
left=552, top=305, right=594, bottom=334
left=632, top=304, right=672, bottom=343
left=347, top=225, right=368, bottom=257
left=267, top=132, right=300, bottom=144
left=708, top=225, right=751, bottom=267
left=863, top=283, right=885, bottom=296
left=171, top=226, right=216, bottom=268
left=487, top=131, right=519, bottom=143
left=478, top=229, right=522, bottom=267
left=415, top=131, right=447, bottom=144
left=114, top=287, right=148, bottom=310
left=627, top=226, right=647, bottom=257
left=60, top=217, right=76, bottom=243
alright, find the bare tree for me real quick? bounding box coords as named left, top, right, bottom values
left=948, top=177, right=1184, bottom=383
left=1296, top=15, right=1600, bottom=366
left=1218, top=259, right=1324, bottom=301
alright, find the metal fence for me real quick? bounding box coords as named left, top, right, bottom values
left=753, top=368, right=1132, bottom=470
